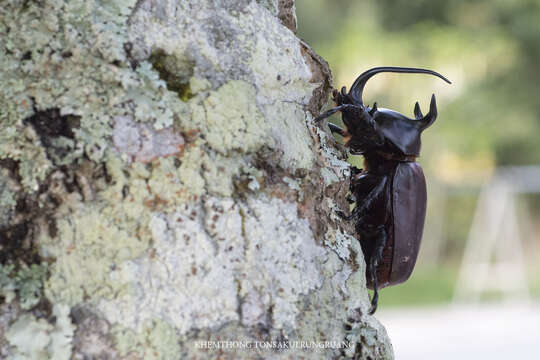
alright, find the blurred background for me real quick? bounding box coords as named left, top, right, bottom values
left=296, top=0, right=540, bottom=358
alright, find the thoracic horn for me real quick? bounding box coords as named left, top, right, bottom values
left=348, top=66, right=451, bottom=106
left=369, top=102, right=378, bottom=116
left=417, top=94, right=438, bottom=131
left=414, top=102, right=423, bottom=119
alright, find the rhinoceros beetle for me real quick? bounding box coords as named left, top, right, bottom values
left=315, top=66, right=451, bottom=314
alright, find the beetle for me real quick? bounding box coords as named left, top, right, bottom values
left=315, top=66, right=451, bottom=314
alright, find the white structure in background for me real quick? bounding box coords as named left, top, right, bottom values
left=453, top=166, right=536, bottom=304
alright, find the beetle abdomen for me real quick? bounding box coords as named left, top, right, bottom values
left=389, top=162, right=427, bottom=285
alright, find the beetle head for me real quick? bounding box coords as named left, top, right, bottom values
left=332, top=93, right=382, bottom=155
left=321, top=67, right=451, bottom=156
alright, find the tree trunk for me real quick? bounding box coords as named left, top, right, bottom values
left=0, top=0, right=393, bottom=358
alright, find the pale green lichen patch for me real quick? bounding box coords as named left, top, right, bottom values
left=0, top=265, right=17, bottom=305
left=189, top=77, right=212, bottom=94
left=0, top=167, right=19, bottom=227
left=112, top=319, right=180, bottom=360
left=202, top=80, right=270, bottom=156
left=40, top=204, right=149, bottom=306
left=0, top=126, right=53, bottom=192
left=5, top=304, right=75, bottom=360
left=201, top=154, right=242, bottom=197
left=122, top=61, right=187, bottom=130
left=0, top=264, right=48, bottom=310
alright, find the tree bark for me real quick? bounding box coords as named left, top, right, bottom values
left=0, top=0, right=393, bottom=358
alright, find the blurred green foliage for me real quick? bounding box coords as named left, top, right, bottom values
left=377, top=265, right=457, bottom=307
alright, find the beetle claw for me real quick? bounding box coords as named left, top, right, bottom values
left=368, top=258, right=380, bottom=315
left=350, top=166, right=363, bottom=178
left=368, top=291, right=379, bottom=315
left=336, top=209, right=354, bottom=221
left=332, top=89, right=340, bottom=104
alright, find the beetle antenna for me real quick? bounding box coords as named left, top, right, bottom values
left=348, top=66, right=451, bottom=106
left=314, top=104, right=358, bottom=122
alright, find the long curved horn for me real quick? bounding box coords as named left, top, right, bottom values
left=349, top=66, right=451, bottom=105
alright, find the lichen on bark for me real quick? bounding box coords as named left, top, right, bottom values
left=0, top=0, right=393, bottom=359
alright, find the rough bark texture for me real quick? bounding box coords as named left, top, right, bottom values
left=0, top=0, right=393, bottom=359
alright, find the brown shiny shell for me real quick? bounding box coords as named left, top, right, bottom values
left=367, top=162, right=427, bottom=289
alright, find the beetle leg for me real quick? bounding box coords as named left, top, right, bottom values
left=350, top=166, right=363, bottom=177
left=337, top=198, right=371, bottom=221
left=346, top=168, right=362, bottom=203
left=336, top=209, right=348, bottom=220
left=368, top=225, right=387, bottom=315
left=328, top=123, right=346, bottom=137
left=354, top=177, right=387, bottom=215
left=338, top=175, right=387, bottom=221
left=336, top=207, right=360, bottom=221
